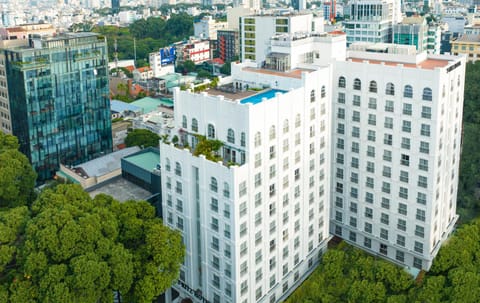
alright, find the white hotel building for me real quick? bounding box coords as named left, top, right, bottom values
left=331, top=47, right=465, bottom=271
left=160, top=26, right=465, bottom=303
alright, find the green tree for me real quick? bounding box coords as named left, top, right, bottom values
left=0, top=133, right=36, bottom=208
left=0, top=185, right=184, bottom=303
left=125, top=129, right=161, bottom=148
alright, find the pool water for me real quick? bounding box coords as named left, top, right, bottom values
left=240, top=89, right=286, bottom=105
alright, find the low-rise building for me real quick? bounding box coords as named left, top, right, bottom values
left=451, top=34, right=480, bottom=61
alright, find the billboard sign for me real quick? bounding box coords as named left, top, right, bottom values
left=160, top=47, right=175, bottom=65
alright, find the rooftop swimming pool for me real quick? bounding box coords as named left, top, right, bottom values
left=240, top=89, right=286, bottom=105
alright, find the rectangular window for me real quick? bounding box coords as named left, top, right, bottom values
left=367, top=130, right=376, bottom=142
left=367, top=145, right=375, bottom=157
left=415, top=225, right=425, bottom=238
left=421, top=124, right=431, bottom=137
left=403, top=103, right=412, bottom=115
left=381, top=198, right=390, bottom=209
left=383, top=150, right=392, bottom=162
left=382, top=182, right=391, bottom=194
left=338, top=92, right=345, bottom=103
left=384, top=134, right=392, bottom=145
left=397, top=235, right=405, bottom=247
left=416, top=209, right=426, bottom=222
left=398, top=203, right=407, bottom=215
left=419, top=142, right=429, bottom=155
left=400, top=170, right=409, bottom=183
left=418, top=176, right=428, bottom=188
left=365, top=207, right=373, bottom=219
left=350, top=202, right=358, bottom=213
left=364, top=222, right=372, bottom=233
left=381, top=213, right=389, bottom=225
left=352, top=111, right=360, bottom=122
left=402, top=120, right=411, bottom=133
left=419, top=159, right=429, bottom=171
left=414, top=241, right=424, bottom=254
left=353, top=95, right=361, bottom=106
left=382, top=166, right=391, bottom=178
left=401, top=137, right=411, bottom=150
left=421, top=106, right=432, bottom=119
left=385, top=100, right=394, bottom=112
left=397, top=219, right=406, bottom=231
left=384, top=117, right=393, bottom=129
left=417, top=193, right=427, bottom=205
left=368, top=97, right=377, bottom=109
left=351, top=142, right=359, bottom=153
left=352, top=126, right=360, bottom=138
left=380, top=228, right=388, bottom=240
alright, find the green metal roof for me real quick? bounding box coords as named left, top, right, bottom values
left=130, top=97, right=164, bottom=114
left=123, top=149, right=160, bottom=172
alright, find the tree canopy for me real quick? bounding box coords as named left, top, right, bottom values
left=0, top=132, right=36, bottom=208
left=125, top=129, right=161, bottom=148
left=94, top=14, right=194, bottom=64
left=0, top=185, right=184, bottom=303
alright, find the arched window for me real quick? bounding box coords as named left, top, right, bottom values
left=207, top=124, right=215, bottom=138
left=182, top=115, right=187, bottom=128
left=165, top=158, right=171, bottom=171
left=369, top=81, right=377, bottom=93
left=269, top=125, right=276, bottom=140
left=175, top=162, right=182, bottom=176
left=422, top=87, right=432, bottom=101
left=227, top=128, right=235, bottom=143
left=283, top=119, right=289, bottom=134
left=254, top=132, right=261, bottom=147
left=210, top=177, right=218, bottom=192
left=403, top=85, right=413, bottom=98
left=240, top=132, right=246, bottom=147
left=192, top=118, right=198, bottom=132
left=223, top=182, right=230, bottom=198
left=353, top=78, right=361, bottom=90
left=310, top=90, right=316, bottom=102
left=386, top=82, right=395, bottom=96
left=338, top=76, right=346, bottom=88
left=321, top=85, right=326, bottom=98
left=295, top=114, right=301, bottom=128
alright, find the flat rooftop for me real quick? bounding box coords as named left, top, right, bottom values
left=123, top=149, right=160, bottom=172
left=242, top=67, right=314, bottom=79
left=348, top=58, right=451, bottom=70
left=88, top=177, right=152, bottom=202
left=207, top=87, right=258, bottom=100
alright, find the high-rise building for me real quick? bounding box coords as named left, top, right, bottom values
left=323, top=1, right=337, bottom=22
left=0, top=32, right=112, bottom=180
left=159, top=32, right=346, bottom=303
left=240, top=12, right=324, bottom=65
left=331, top=45, right=465, bottom=270
left=291, top=0, right=306, bottom=11
left=111, top=0, right=120, bottom=13
left=393, top=16, right=429, bottom=52
left=217, top=29, right=239, bottom=62
left=160, top=16, right=465, bottom=302
left=344, top=0, right=402, bottom=46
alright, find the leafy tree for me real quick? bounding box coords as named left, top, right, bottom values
left=125, top=129, right=161, bottom=148
left=0, top=133, right=36, bottom=208
left=0, top=185, right=184, bottom=303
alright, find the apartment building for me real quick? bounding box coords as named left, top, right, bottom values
left=344, top=0, right=402, bottom=46
left=159, top=19, right=466, bottom=302
left=159, top=33, right=344, bottom=302
left=239, top=12, right=324, bottom=65
left=331, top=48, right=465, bottom=270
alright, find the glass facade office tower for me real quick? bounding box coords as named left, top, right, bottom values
left=2, top=32, right=112, bottom=180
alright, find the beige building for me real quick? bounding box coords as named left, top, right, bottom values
left=451, top=34, right=480, bottom=62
